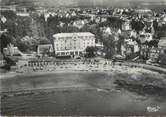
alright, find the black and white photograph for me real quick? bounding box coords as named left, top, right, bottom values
left=0, top=0, right=166, bottom=116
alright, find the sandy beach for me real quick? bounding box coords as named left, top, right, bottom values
left=1, top=63, right=166, bottom=93
left=1, top=60, right=166, bottom=79
left=1, top=62, right=166, bottom=116
left=1, top=60, right=166, bottom=97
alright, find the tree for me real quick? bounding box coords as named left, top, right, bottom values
left=131, top=19, right=145, bottom=33
left=153, top=20, right=159, bottom=31
left=164, top=9, right=166, bottom=13
left=17, top=41, right=30, bottom=52
left=102, top=34, right=116, bottom=59
left=108, top=17, right=123, bottom=29
left=0, top=33, right=13, bottom=54
left=148, top=40, right=158, bottom=48
left=85, top=46, right=97, bottom=58
left=117, top=35, right=125, bottom=54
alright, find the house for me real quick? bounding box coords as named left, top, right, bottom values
left=1, top=16, right=7, bottom=23
left=135, top=8, right=152, bottom=14
left=16, top=12, right=30, bottom=17
left=0, top=5, right=16, bottom=12
left=158, top=37, right=166, bottom=65
left=104, top=27, right=112, bottom=35
left=3, top=44, right=35, bottom=61
left=163, top=16, right=166, bottom=22
left=95, top=42, right=104, bottom=56
left=73, top=20, right=85, bottom=29
left=101, top=17, right=107, bottom=22
left=37, top=44, right=53, bottom=57
left=117, top=29, right=122, bottom=34
left=140, top=44, right=149, bottom=60
left=139, top=32, right=153, bottom=43
left=130, top=30, right=137, bottom=38
left=0, top=52, right=6, bottom=67
left=71, top=11, right=76, bottom=16
left=122, top=21, right=131, bottom=31
left=53, top=32, right=96, bottom=57
left=3, top=44, right=22, bottom=56
left=122, top=39, right=139, bottom=58
left=148, top=47, right=160, bottom=63
left=16, top=7, right=30, bottom=17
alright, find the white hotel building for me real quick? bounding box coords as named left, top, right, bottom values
left=53, top=32, right=95, bottom=57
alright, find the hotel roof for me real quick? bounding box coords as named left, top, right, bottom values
left=53, top=32, right=95, bottom=38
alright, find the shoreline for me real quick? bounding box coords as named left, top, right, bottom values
left=1, top=63, right=166, bottom=97
left=0, top=69, right=109, bottom=79
left=1, top=62, right=166, bottom=79
left=1, top=86, right=116, bottom=98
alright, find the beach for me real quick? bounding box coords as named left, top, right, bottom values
left=1, top=62, right=166, bottom=94
left=1, top=69, right=166, bottom=116
left=1, top=61, right=166, bottom=116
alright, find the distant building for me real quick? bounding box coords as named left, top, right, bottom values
left=122, top=39, right=139, bottom=58
left=139, top=32, right=153, bottom=43
left=163, top=16, right=166, bottom=22
left=135, top=8, right=152, bottom=14
left=104, top=27, right=112, bottom=35
left=158, top=37, right=166, bottom=65
left=37, top=44, right=53, bottom=57
left=16, top=12, right=30, bottom=17
left=3, top=44, right=35, bottom=60
left=0, top=5, right=16, bottom=12
left=73, top=20, right=85, bottom=29
left=117, top=29, right=122, bottom=34
left=95, top=42, right=104, bottom=56
left=140, top=44, right=149, bottom=60
left=1, top=16, right=7, bottom=23
left=101, top=17, right=107, bottom=22
left=3, top=45, right=20, bottom=56
left=149, top=47, right=160, bottom=63
left=53, top=32, right=95, bottom=57
left=122, top=21, right=131, bottom=31
left=0, top=52, right=6, bottom=67
left=16, top=7, right=30, bottom=17
left=130, top=30, right=137, bottom=38
left=158, top=37, right=166, bottom=49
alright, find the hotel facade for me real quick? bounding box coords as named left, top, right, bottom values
left=53, top=32, right=95, bottom=57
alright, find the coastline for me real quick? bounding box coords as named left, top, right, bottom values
left=1, top=62, right=166, bottom=95
left=0, top=64, right=166, bottom=100
left=1, top=62, right=166, bottom=80
left=1, top=85, right=115, bottom=98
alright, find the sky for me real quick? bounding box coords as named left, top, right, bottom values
left=38, top=0, right=166, bottom=6
left=1, top=0, right=166, bottom=7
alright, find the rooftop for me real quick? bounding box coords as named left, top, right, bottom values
left=38, top=44, right=52, bottom=48
left=53, top=32, right=95, bottom=38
